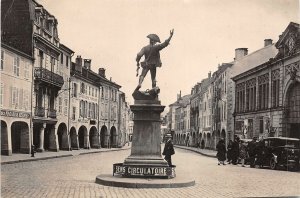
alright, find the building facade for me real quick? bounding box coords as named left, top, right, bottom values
left=211, top=63, right=233, bottom=147
left=98, top=68, right=122, bottom=148
left=1, top=44, right=34, bottom=155
left=233, top=22, right=300, bottom=139
left=1, top=0, right=130, bottom=156
left=198, top=74, right=214, bottom=149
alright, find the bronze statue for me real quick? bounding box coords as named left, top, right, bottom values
left=136, top=29, right=174, bottom=91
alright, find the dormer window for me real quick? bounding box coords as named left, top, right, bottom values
left=45, top=20, right=52, bottom=33
left=35, top=13, right=39, bottom=23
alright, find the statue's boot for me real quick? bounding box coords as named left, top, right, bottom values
left=134, top=76, right=144, bottom=91
left=135, top=84, right=141, bottom=92
left=152, top=79, right=157, bottom=88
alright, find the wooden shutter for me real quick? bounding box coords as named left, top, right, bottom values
left=19, top=88, right=23, bottom=110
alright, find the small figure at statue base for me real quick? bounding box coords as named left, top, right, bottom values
left=132, top=86, right=160, bottom=101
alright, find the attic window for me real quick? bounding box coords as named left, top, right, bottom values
left=45, top=20, right=52, bottom=32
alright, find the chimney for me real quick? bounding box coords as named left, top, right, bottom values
left=177, top=90, right=182, bottom=101
left=98, top=68, right=106, bottom=77
left=208, top=71, right=211, bottom=78
left=83, top=59, right=91, bottom=70
left=75, top=55, right=82, bottom=67
left=235, top=48, right=248, bottom=61
left=75, top=55, right=82, bottom=73
left=264, top=39, right=273, bottom=47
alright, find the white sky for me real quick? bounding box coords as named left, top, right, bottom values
left=37, top=0, right=299, bottom=108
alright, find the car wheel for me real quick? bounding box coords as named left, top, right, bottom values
left=270, top=158, right=277, bottom=170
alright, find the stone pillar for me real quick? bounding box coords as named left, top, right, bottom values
left=85, top=135, right=90, bottom=149
left=97, top=133, right=101, bottom=149
left=37, top=123, right=46, bottom=152
left=49, top=126, right=59, bottom=152
left=124, top=100, right=168, bottom=167
left=6, top=122, right=12, bottom=156
left=75, top=134, right=80, bottom=150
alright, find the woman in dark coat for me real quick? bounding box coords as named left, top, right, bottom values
left=227, top=140, right=233, bottom=164
left=216, top=139, right=226, bottom=165
left=231, top=137, right=240, bottom=165
left=162, top=135, right=175, bottom=166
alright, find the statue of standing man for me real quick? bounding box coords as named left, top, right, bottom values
left=136, top=29, right=174, bottom=91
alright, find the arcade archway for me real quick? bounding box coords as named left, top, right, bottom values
left=11, top=121, right=29, bottom=153
left=100, top=125, right=108, bottom=148
left=110, top=126, right=117, bottom=148
left=89, top=126, right=99, bottom=148
left=57, top=123, right=68, bottom=150
left=78, top=126, right=88, bottom=149
left=1, top=120, right=9, bottom=155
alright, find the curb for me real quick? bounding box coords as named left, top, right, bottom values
left=174, top=145, right=217, bottom=158
left=95, top=174, right=195, bottom=188
left=79, top=147, right=131, bottom=155
left=1, top=154, right=73, bottom=165
left=1, top=147, right=131, bottom=165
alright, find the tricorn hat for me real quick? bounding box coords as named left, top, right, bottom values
left=147, top=34, right=161, bottom=43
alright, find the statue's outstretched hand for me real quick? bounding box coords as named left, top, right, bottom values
left=170, top=29, right=174, bottom=36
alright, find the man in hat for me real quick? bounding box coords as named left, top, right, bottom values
left=136, top=29, right=174, bottom=90
left=247, top=136, right=258, bottom=168
left=162, top=134, right=175, bottom=166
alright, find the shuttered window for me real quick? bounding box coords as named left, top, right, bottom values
left=0, top=83, right=4, bottom=107
left=13, top=56, right=20, bottom=76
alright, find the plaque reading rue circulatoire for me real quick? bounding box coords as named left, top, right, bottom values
left=113, top=163, right=175, bottom=178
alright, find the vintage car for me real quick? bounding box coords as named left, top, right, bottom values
left=259, top=137, right=300, bottom=171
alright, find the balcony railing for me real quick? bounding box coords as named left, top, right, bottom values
left=34, top=67, right=64, bottom=88
left=35, top=107, right=45, bottom=117
left=47, top=109, right=57, bottom=118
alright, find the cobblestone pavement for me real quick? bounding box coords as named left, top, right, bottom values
left=1, top=147, right=300, bottom=198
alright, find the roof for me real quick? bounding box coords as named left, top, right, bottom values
left=169, top=94, right=191, bottom=107
left=275, top=22, right=299, bottom=48
left=264, top=137, right=300, bottom=141
left=60, top=43, right=74, bottom=54
left=231, top=44, right=278, bottom=78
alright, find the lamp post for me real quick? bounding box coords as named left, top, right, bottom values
left=67, top=77, right=71, bottom=151
left=57, top=76, right=73, bottom=151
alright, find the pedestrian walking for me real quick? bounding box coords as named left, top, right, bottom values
left=201, top=139, right=205, bottom=149
left=227, top=140, right=233, bottom=164
left=231, top=136, right=240, bottom=165
left=162, top=134, right=175, bottom=167
left=216, top=139, right=226, bottom=165
left=239, top=140, right=248, bottom=167
left=31, top=145, right=36, bottom=157
left=186, top=135, right=190, bottom=147
left=197, top=139, right=201, bottom=149
left=247, top=137, right=257, bottom=168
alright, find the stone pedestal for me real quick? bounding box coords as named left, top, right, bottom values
left=124, top=100, right=168, bottom=167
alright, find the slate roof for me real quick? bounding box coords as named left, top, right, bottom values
left=231, top=44, right=278, bottom=78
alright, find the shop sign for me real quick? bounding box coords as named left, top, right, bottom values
left=113, top=163, right=175, bottom=178
left=77, top=118, right=89, bottom=123
left=0, top=110, right=31, bottom=119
